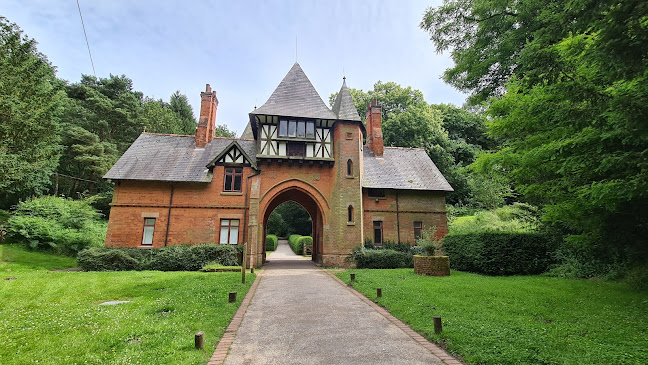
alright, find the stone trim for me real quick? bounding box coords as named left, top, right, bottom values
left=364, top=209, right=447, bottom=214
left=110, top=203, right=245, bottom=209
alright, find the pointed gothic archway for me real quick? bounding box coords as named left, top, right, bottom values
left=258, top=181, right=328, bottom=265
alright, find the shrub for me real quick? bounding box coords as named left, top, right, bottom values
left=288, top=234, right=303, bottom=254
left=6, top=196, right=106, bottom=255
left=443, top=232, right=554, bottom=275
left=449, top=203, right=539, bottom=235
left=266, top=234, right=278, bottom=251
left=77, top=244, right=242, bottom=271
left=351, top=248, right=413, bottom=269
left=299, top=236, right=313, bottom=253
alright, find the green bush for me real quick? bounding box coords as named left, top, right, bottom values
left=443, top=232, right=554, bottom=275
left=77, top=244, right=242, bottom=271
left=351, top=248, right=413, bottom=269
left=288, top=234, right=303, bottom=254
left=266, top=234, right=278, bottom=251
left=299, top=236, right=313, bottom=253
left=6, top=196, right=107, bottom=255
left=449, top=203, right=539, bottom=235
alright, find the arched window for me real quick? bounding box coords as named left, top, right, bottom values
left=347, top=205, right=354, bottom=223
left=347, top=159, right=353, bottom=176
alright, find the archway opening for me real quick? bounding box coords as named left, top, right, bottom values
left=262, top=188, right=324, bottom=264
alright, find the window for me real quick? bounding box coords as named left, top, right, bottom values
left=414, top=221, right=423, bottom=240
left=297, top=121, right=306, bottom=138
left=224, top=167, right=243, bottom=192
left=279, top=120, right=315, bottom=139
left=288, top=120, right=297, bottom=137
left=220, top=219, right=239, bottom=244
left=306, top=122, right=315, bottom=138
left=368, top=188, right=386, bottom=198
left=347, top=159, right=353, bottom=176
left=279, top=120, right=288, bottom=137
left=373, top=221, right=383, bottom=245
left=142, top=218, right=156, bottom=245
left=347, top=205, right=354, bottom=223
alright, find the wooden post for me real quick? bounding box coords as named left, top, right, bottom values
left=229, top=292, right=237, bottom=303
left=350, top=273, right=356, bottom=281
left=195, top=331, right=204, bottom=350
left=377, top=288, right=382, bottom=298
left=434, top=316, right=442, bottom=334
left=241, top=242, right=247, bottom=284
left=250, top=268, right=254, bottom=274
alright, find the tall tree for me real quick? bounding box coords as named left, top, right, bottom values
left=169, top=91, right=196, bottom=135
left=0, top=17, right=64, bottom=207
left=422, top=0, right=648, bottom=268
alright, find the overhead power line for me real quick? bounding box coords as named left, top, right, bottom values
left=76, top=0, right=97, bottom=79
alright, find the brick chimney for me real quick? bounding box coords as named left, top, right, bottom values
left=195, top=84, right=218, bottom=148
left=366, top=98, right=384, bottom=157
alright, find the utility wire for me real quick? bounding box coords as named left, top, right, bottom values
left=76, top=0, right=97, bottom=79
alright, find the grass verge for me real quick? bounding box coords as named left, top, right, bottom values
left=1, top=244, right=254, bottom=364
left=336, top=269, right=648, bottom=365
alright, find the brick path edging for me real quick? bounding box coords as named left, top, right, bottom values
left=324, top=270, right=464, bottom=365
left=207, top=271, right=262, bottom=365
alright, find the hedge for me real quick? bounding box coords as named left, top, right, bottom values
left=266, top=234, right=278, bottom=251
left=351, top=248, right=413, bottom=269
left=288, top=234, right=303, bottom=254
left=443, top=232, right=554, bottom=275
left=77, top=244, right=242, bottom=271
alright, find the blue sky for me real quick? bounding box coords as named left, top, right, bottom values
left=3, top=0, right=466, bottom=135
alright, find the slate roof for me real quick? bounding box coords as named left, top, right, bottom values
left=362, top=147, right=453, bottom=192
left=240, top=122, right=254, bottom=139
left=104, top=133, right=257, bottom=183
left=251, top=63, right=338, bottom=120
left=331, top=78, right=362, bottom=121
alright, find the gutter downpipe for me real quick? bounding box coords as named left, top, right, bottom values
left=396, top=191, right=401, bottom=244
left=164, top=183, right=175, bottom=247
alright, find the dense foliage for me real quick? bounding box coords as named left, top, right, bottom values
left=287, top=234, right=313, bottom=255
left=350, top=248, right=414, bottom=269
left=267, top=202, right=312, bottom=237
left=5, top=196, right=106, bottom=255
left=444, top=232, right=555, bottom=275
left=77, top=244, right=242, bottom=271
left=422, top=0, right=648, bottom=275
left=265, top=234, right=278, bottom=251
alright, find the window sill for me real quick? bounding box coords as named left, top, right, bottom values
left=221, top=192, right=243, bottom=196
left=137, top=245, right=154, bottom=249
left=347, top=222, right=356, bottom=226
left=346, top=176, right=354, bottom=179
left=369, top=197, right=387, bottom=200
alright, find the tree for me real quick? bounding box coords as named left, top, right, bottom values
left=169, top=91, right=196, bottom=135
left=214, top=124, right=237, bottom=138
left=422, top=0, right=648, bottom=269
left=0, top=17, right=64, bottom=207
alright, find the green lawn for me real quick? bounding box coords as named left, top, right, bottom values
left=336, top=269, right=648, bottom=365
left=0, top=244, right=254, bottom=364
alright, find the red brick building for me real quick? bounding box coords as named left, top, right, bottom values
left=104, top=63, right=452, bottom=267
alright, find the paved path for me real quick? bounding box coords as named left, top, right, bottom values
left=222, top=240, right=449, bottom=365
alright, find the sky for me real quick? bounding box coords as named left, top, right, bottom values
left=3, top=0, right=466, bottom=136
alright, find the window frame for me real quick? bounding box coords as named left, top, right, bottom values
left=373, top=220, right=383, bottom=246
left=347, top=159, right=353, bottom=177
left=414, top=221, right=423, bottom=241
left=223, top=167, right=243, bottom=192
left=142, top=218, right=156, bottom=245
left=278, top=120, right=316, bottom=140
left=347, top=205, right=354, bottom=223
left=219, top=219, right=240, bottom=245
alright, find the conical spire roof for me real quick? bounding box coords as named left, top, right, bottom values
left=251, top=63, right=337, bottom=120
left=332, top=78, right=361, bottom=121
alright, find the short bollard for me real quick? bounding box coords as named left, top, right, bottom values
left=377, top=288, right=382, bottom=298
left=250, top=268, right=254, bottom=274
left=350, top=273, right=356, bottom=281
left=433, top=316, right=442, bottom=334
left=229, top=292, right=237, bottom=303
left=195, top=331, right=204, bottom=350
